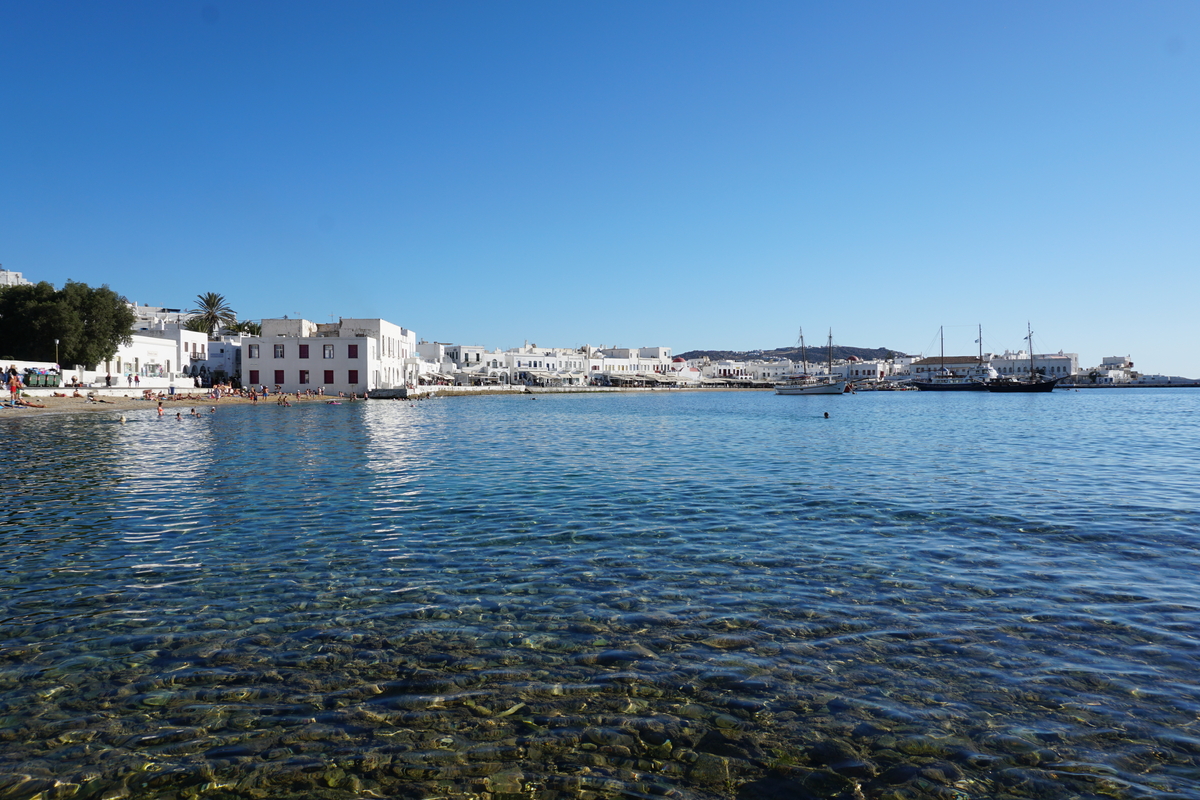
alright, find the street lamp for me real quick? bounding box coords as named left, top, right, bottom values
left=54, top=339, right=59, bottom=367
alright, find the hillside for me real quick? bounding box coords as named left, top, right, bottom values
left=678, top=344, right=909, bottom=363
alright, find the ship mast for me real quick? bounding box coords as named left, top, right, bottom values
left=1026, top=322, right=1035, bottom=381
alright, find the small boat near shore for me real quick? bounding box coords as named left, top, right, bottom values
left=775, top=329, right=847, bottom=396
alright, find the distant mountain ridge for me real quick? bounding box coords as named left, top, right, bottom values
left=678, top=344, right=909, bottom=363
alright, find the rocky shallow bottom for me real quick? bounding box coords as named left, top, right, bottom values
left=1, top=582, right=1192, bottom=800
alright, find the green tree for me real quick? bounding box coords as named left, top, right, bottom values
left=0, top=281, right=132, bottom=366
left=59, top=282, right=135, bottom=366
left=188, top=292, right=238, bottom=336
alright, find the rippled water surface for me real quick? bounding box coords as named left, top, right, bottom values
left=3, top=389, right=1200, bottom=800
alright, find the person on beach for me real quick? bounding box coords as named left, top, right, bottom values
left=134, top=375, right=140, bottom=388
left=105, top=373, right=112, bottom=387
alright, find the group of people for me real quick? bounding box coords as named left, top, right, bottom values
left=104, top=373, right=142, bottom=388
left=5, top=364, right=47, bottom=408
left=157, top=402, right=217, bottom=419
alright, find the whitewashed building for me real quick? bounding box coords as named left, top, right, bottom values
left=412, top=342, right=683, bottom=386
left=196, top=335, right=246, bottom=383
left=99, top=320, right=209, bottom=389
left=241, top=318, right=416, bottom=394
left=991, top=349, right=1078, bottom=380
left=0, top=266, right=32, bottom=287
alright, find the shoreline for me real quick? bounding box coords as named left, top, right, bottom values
left=1, top=385, right=774, bottom=419
left=7, top=381, right=1195, bottom=420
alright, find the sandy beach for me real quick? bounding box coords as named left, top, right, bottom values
left=0, top=385, right=772, bottom=419
left=0, top=391, right=336, bottom=418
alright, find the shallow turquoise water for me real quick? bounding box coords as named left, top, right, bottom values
left=2, top=389, right=1199, bottom=799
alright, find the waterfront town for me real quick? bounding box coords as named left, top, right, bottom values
left=1, top=266, right=1192, bottom=398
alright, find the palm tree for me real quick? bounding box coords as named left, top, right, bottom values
left=228, top=320, right=261, bottom=336
left=188, top=292, right=237, bottom=337
left=183, top=317, right=211, bottom=334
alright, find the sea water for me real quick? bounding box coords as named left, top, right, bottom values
left=1, top=389, right=1198, bottom=799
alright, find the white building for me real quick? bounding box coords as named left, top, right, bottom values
left=241, top=317, right=416, bottom=394
left=1076, top=355, right=1136, bottom=384
left=100, top=323, right=209, bottom=389
left=411, top=341, right=684, bottom=387
left=831, top=357, right=901, bottom=382
left=742, top=359, right=795, bottom=382
left=198, top=335, right=246, bottom=383
left=991, top=349, right=1078, bottom=380
left=0, top=266, right=32, bottom=287
left=129, top=303, right=192, bottom=327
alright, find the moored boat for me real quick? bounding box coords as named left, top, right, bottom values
left=776, top=376, right=846, bottom=395
left=913, top=325, right=996, bottom=391
left=987, top=375, right=1061, bottom=393
left=775, top=329, right=847, bottom=395
left=986, top=324, right=1058, bottom=393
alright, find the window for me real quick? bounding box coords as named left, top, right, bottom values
left=299, top=344, right=309, bottom=359
left=274, top=370, right=285, bottom=385
left=248, top=344, right=260, bottom=359
left=249, top=370, right=259, bottom=384
left=324, top=370, right=334, bottom=384
left=323, top=344, right=334, bottom=359
left=299, top=370, right=310, bottom=385
left=348, top=370, right=359, bottom=384
left=347, top=344, right=358, bottom=359
left=274, top=344, right=285, bottom=358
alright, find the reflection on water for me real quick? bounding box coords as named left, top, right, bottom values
left=2, top=391, right=1199, bottom=799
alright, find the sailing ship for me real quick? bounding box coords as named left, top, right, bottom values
left=775, top=329, right=848, bottom=395
left=912, top=325, right=996, bottom=391
left=986, top=323, right=1061, bottom=393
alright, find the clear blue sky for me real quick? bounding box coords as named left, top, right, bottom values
left=3, top=1, right=1197, bottom=375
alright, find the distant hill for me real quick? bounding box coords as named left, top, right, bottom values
left=678, top=344, right=910, bottom=363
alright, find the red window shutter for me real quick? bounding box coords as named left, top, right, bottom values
left=274, top=370, right=285, bottom=385
left=348, top=370, right=359, bottom=384
left=299, top=344, right=309, bottom=359
left=249, top=370, right=259, bottom=384
left=348, top=344, right=358, bottom=358
left=324, top=370, right=334, bottom=384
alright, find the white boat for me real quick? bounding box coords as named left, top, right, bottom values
left=774, top=329, right=847, bottom=396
